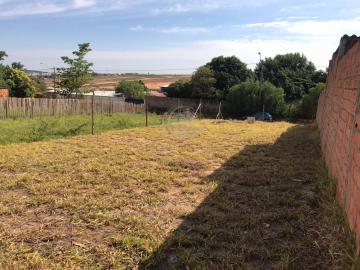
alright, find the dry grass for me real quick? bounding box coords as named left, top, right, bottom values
left=0, top=120, right=356, bottom=269
left=45, top=74, right=191, bottom=91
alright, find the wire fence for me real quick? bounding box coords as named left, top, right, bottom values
left=0, top=97, right=144, bottom=119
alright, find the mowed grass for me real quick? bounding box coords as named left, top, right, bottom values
left=0, top=120, right=356, bottom=269
left=0, top=113, right=163, bottom=144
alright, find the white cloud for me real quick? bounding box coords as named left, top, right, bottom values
left=73, top=0, right=96, bottom=8
left=0, top=0, right=97, bottom=17
left=157, top=27, right=210, bottom=34
left=243, top=18, right=360, bottom=37
left=129, top=25, right=144, bottom=31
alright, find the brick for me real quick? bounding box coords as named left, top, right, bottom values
left=316, top=36, right=360, bottom=248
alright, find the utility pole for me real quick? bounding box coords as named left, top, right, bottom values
left=92, top=90, right=95, bottom=135
left=258, top=52, right=265, bottom=120
left=53, top=67, right=56, bottom=92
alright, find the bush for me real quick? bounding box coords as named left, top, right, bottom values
left=115, top=80, right=148, bottom=99
left=293, top=83, right=325, bottom=119
left=5, top=67, right=36, bottom=97
left=0, top=65, right=7, bottom=88
left=225, top=81, right=286, bottom=118
left=166, top=80, right=192, bottom=98
left=32, top=76, right=48, bottom=93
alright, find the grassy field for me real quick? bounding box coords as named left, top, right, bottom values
left=0, top=120, right=356, bottom=269
left=0, top=113, right=162, bottom=144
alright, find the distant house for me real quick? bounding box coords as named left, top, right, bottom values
left=0, top=89, right=9, bottom=97
left=160, top=85, right=169, bottom=93
left=149, top=91, right=166, bottom=98
left=25, top=70, right=52, bottom=77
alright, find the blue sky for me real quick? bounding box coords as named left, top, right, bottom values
left=1, top=0, right=360, bottom=73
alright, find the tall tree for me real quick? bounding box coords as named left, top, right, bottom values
left=0, top=51, right=7, bottom=62
left=206, top=56, right=252, bottom=97
left=57, top=43, right=93, bottom=97
left=0, top=51, right=7, bottom=88
left=255, top=53, right=318, bottom=102
left=225, top=81, right=285, bottom=118
left=11, top=62, right=25, bottom=70
left=191, top=66, right=219, bottom=99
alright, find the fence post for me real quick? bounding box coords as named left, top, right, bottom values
left=91, top=91, right=95, bottom=135
left=5, top=99, right=8, bottom=119
left=145, top=96, right=148, bottom=127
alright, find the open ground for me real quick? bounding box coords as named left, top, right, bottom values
left=45, top=74, right=191, bottom=91
left=0, top=120, right=357, bottom=269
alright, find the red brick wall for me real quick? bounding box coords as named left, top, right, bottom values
left=317, top=35, right=360, bottom=244
left=0, top=89, right=8, bottom=97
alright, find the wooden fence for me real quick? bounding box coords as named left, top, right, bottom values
left=0, top=97, right=144, bottom=119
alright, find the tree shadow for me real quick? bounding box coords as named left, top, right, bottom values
left=139, top=125, right=353, bottom=269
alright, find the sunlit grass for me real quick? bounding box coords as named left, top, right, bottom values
left=0, top=113, right=163, bottom=144
left=0, top=120, right=356, bottom=269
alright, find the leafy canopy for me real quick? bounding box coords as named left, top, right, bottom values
left=166, top=80, right=192, bottom=98
left=206, top=56, right=252, bottom=96
left=255, top=53, right=325, bottom=102
left=57, top=43, right=93, bottom=96
left=293, top=83, right=325, bottom=119
left=0, top=51, right=7, bottom=88
left=225, top=80, right=286, bottom=118
left=11, top=62, right=25, bottom=70
left=191, top=66, right=219, bottom=99
left=0, top=51, right=7, bottom=62
left=5, top=67, right=36, bottom=97
left=115, top=80, right=148, bottom=99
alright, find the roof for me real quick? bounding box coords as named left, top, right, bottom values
left=149, top=91, right=166, bottom=97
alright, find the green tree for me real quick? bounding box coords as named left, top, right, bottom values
left=0, top=52, right=7, bottom=88
left=11, top=62, right=25, bottom=70
left=32, top=76, right=48, bottom=93
left=0, top=51, right=7, bottom=62
left=115, top=80, right=148, bottom=99
left=166, top=80, right=192, bottom=98
left=206, top=56, right=252, bottom=97
left=312, top=70, right=327, bottom=84
left=255, top=53, right=318, bottom=102
left=5, top=67, right=36, bottom=97
left=294, top=83, right=325, bottom=119
left=225, top=81, right=285, bottom=118
left=57, top=43, right=93, bottom=97
left=191, top=66, right=219, bottom=99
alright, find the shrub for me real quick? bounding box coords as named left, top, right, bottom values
left=293, top=83, right=325, bottom=119
left=32, top=76, right=48, bottom=93
left=166, top=80, right=192, bottom=98
left=225, top=81, right=286, bottom=118
left=5, top=67, right=36, bottom=97
left=115, top=80, right=148, bottom=99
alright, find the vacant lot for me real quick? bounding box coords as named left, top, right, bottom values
left=0, top=121, right=356, bottom=269
left=46, top=74, right=190, bottom=91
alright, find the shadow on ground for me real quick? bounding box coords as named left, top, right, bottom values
left=139, top=125, right=354, bottom=270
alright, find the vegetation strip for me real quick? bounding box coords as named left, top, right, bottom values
left=0, top=113, right=162, bottom=144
